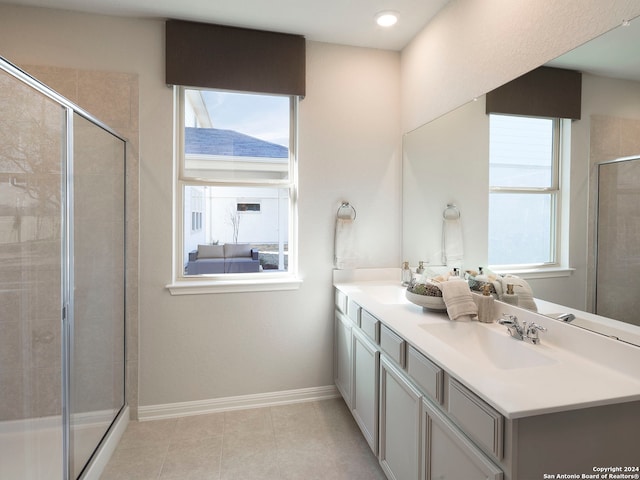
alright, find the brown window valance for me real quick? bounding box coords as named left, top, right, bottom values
left=486, top=67, right=581, bottom=119
left=166, top=20, right=306, bottom=97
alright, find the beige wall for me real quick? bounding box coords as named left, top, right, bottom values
left=0, top=5, right=402, bottom=410
left=401, top=0, right=640, bottom=132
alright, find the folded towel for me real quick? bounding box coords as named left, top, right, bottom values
left=334, top=217, right=357, bottom=269
left=439, top=278, right=478, bottom=321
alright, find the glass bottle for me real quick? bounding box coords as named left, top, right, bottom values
left=401, top=261, right=412, bottom=286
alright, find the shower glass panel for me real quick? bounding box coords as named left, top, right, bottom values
left=1, top=57, right=127, bottom=480
left=0, top=67, right=66, bottom=479
left=70, top=113, right=126, bottom=478
left=596, top=156, right=640, bottom=327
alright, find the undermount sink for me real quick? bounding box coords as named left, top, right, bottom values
left=420, top=322, right=557, bottom=370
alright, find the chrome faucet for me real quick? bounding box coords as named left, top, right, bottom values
left=498, top=314, right=547, bottom=345
left=555, top=313, right=576, bottom=323
left=498, top=314, right=525, bottom=340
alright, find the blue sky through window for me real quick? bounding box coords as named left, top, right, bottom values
left=201, top=91, right=290, bottom=147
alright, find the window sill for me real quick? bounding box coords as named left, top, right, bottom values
left=166, top=274, right=303, bottom=295
left=490, top=266, right=575, bottom=280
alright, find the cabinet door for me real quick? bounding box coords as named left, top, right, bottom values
left=335, top=311, right=353, bottom=407
left=380, top=356, right=422, bottom=480
left=422, top=398, right=503, bottom=480
left=352, top=328, right=380, bottom=454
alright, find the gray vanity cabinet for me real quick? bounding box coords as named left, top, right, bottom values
left=380, top=356, right=422, bottom=480
left=423, top=397, right=503, bottom=480
left=334, top=310, right=352, bottom=407
left=334, top=288, right=640, bottom=480
left=351, top=328, right=380, bottom=454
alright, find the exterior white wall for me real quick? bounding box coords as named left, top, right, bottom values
left=183, top=186, right=206, bottom=262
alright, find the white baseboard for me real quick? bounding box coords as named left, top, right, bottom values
left=138, top=385, right=340, bottom=421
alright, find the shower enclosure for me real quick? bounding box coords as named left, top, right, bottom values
left=595, top=155, right=640, bottom=328
left=0, top=57, right=127, bottom=479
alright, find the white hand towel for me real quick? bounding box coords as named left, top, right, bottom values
left=334, top=217, right=357, bottom=269
left=442, top=217, right=464, bottom=268
left=439, top=278, right=478, bottom=321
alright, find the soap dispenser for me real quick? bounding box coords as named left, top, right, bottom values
left=477, top=284, right=495, bottom=323
left=401, top=261, right=412, bottom=286
left=502, top=283, right=519, bottom=306
left=416, top=261, right=425, bottom=276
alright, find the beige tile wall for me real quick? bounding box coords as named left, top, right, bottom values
left=0, top=64, right=139, bottom=421
left=587, top=115, right=640, bottom=319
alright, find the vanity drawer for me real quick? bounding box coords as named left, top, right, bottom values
left=447, top=378, right=504, bottom=459
left=360, top=309, right=380, bottom=344
left=335, top=288, right=347, bottom=314
left=380, top=324, right=406, bottom=367
left=407, top=346, right=443, bottom=404
left=347, top=299, right=361, bottom=326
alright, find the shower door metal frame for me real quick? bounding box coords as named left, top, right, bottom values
left=0, top=56, right=128, bottom=480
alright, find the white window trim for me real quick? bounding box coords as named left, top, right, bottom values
left=488, top=116, right=571, bottom=273
left=490, top=266, right=575, bottom=280
left=166, top=87, right=301, bottom=294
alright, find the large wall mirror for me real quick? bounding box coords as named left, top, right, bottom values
left=402, top=17, right=640, bottom=346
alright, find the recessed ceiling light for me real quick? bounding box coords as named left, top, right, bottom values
left=375, top=11, right=399, bottom=28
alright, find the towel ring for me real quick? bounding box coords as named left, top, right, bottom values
left=337, top=202, right=357, bottom=220
left=443, top=203, right=460, bottom=220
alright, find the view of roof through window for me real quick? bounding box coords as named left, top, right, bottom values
left=186, top=89, right=289, bottom=154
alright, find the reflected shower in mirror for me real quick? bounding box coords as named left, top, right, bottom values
left=402, top=18, right=640, bottom=346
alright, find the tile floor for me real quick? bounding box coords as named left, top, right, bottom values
left=100, top=398, right=387, bottom=480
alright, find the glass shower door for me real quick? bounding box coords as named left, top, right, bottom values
left=596, top=157, right=640, bottom=328
left=69, top=113, right=126, bottom=478
left=0, top=67, right=66, bottom=480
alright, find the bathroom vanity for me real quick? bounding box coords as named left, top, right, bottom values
left=334, top=269, right=640, bottom=480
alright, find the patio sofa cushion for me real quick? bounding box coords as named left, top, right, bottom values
left=185, top=243, right=260, bottom=275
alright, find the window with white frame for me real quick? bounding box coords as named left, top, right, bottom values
left=488, top=114, right=561, bottom=267
left=177, top=87, right=297, bottom=278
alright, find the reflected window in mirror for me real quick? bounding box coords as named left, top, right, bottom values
left=488, top=114, right=563, bottom=268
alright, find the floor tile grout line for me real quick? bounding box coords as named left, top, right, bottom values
left=267, top=405, right=283, bottom=479
left=155, top=441, right=171, bottom=480
left=219, top=410, right=228, bottom=480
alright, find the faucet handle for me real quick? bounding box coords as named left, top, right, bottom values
left=527, top=322, right=546, bottom=333
left=526, top=322, right=547, bottom=344
left=499, top=314, right=518, bottom=326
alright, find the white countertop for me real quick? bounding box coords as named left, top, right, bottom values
left=334, top=275, right=640, bottom=420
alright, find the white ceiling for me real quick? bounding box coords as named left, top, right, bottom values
left=0, top=0, right=451, bottom=51
left=3, top=1, right=638, bottom=78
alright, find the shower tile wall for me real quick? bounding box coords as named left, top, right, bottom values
left=0, top=69, right=64, bottom=421
left=1, top=64, right=140, bottom=420
left=26, top=65, right=140, bottom=419
left=587, top=114, right=640, bottom=317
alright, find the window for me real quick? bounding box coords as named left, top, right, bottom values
left=174, top=87, right=298, bottom=288
left=237, top=202, right=261, bottom=213
left=488, top=114, right=562, bottom=268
